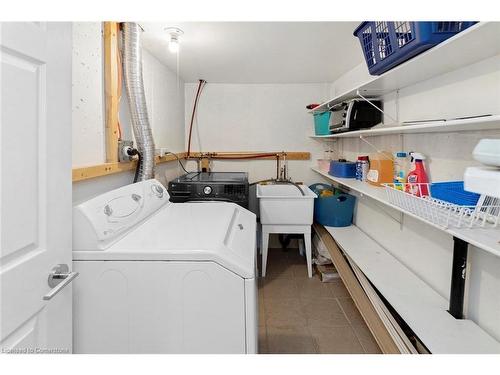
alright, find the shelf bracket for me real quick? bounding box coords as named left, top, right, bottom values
left=356, top=89, right=399, bottom=125
left=448, top=237, right=469, bottom=319
left=359, top=135, right=395, bottom=161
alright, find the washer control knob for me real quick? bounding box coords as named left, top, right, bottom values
left=103, top=205, right=113, bottom=216
left=203, top=186, right=212, bottom=195
left=151, top=185, right=164, bottom=198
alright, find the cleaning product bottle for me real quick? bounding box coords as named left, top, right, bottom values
left=393, top=152, right=409, bottom=190
left=355, top=155, right=369, bottom=181
left=406, top=152, right=429, bottom=197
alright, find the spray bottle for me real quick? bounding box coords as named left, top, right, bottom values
left=406, top=152, right=429, bottom=197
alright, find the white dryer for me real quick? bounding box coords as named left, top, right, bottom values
left=72, top=179, right=257, bottom=354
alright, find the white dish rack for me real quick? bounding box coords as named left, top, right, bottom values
left=383, top=183, right=500, bottom=229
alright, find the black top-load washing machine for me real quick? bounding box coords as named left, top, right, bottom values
left=167, top=172, right=249, bottom=208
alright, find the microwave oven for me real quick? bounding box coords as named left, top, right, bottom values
left=328, top=99, right=382, bottom=133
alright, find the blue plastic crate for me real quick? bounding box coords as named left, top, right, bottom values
left=430, top=181, right=480, bottom=206
left=354, top=21, right=477, bottom=75
left=329, top=161, right=357, bottom=178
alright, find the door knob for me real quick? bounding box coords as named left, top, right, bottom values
left=43, top=264, right=79, bottom=301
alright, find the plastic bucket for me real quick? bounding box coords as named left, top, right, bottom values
left=314, top=112, right=331, bottom=135
left=309, top=184, right=356, bottom=227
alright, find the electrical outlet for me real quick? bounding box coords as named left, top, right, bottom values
left=118, top=140, right=134, bottom=162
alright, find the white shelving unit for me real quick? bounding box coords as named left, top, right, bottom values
left=310, top=115, right=500, bottom=139
left=311, top=167, right=500, bottom=258
left=308, top=22, right=500, bottom=348
left=309, top=22, right=500, bottom=114
left=308, top=23, right=500, bottom=255
left=324, top=225, right=500, bottom=353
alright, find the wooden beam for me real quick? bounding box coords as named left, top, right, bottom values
left=313, top=223, right=401, bottom=354
left=157, top=152, right=187, bottom=163
left=73, top=161, right=136, bottom=182
left=103, top=22, right=120, bottom=163
left=72, top=152, right=187, bottom=182
left=72, top=151, right=310, bottom=182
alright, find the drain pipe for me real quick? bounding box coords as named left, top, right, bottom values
left=121, top=22, right=155, bottom=181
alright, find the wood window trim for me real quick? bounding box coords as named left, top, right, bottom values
left=103, top=21, right=120, bottom=163
left=72, top=152, right=187, bottom=182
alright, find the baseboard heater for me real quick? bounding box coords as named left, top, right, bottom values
left=313, top=223, right=427, bottom=354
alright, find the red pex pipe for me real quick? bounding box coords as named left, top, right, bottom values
left=187, top=79, right=206, bottom=157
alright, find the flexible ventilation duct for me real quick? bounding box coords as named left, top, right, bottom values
left=121, top=22, right=155, bottom=181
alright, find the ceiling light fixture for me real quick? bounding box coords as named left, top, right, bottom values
left=164, top=27, right=184, bottom=54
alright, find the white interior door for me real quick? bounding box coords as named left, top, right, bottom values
left=0, top=22, right=73, bottom=354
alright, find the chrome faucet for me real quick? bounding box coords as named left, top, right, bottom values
left=277, top=152, right=290, bottom=182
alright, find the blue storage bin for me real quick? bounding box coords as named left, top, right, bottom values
left=313, top=112, right=331, bottom=135
left=430, top=181, right=480, bottom=206
left=309, top=183, right=356, bottom=227
left=354, top=21, right=477, bottom=75
left=329, top=160, right=356, bottom=178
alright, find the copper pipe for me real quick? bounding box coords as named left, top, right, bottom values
left=186, top=152, right=284, bottom=160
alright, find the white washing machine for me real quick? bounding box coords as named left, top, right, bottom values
left=72, top=179, right=257, bottom=354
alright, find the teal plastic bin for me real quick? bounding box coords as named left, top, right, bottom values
left=313, top=112, right=331, bottom=135
left=309, top=183, right=356, bottom=227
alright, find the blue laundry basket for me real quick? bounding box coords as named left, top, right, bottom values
left=309, top=183, right=356, bottom=227
left=354, top=21, right=477, bottom=75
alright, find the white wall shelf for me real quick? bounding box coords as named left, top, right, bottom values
left=310, top=114, right=500, bottom=139
left=323, top=224, right=500, bottom=353
left=309, top=22, right=500, bottom=114
left=311, top=167, right=500, bottom=258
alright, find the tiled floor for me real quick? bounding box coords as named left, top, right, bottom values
left=258, top=249, right=382, bottom=354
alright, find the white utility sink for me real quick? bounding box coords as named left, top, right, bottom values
left=256, top=184, right=317, bottom=225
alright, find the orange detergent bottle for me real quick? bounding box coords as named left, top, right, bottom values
left=406, top=152, right=429, bottom=196
left=367, top=152, right=394, bottom=187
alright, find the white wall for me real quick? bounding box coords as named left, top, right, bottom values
left=328, top=55, right=500, bottom=341
left=118, top=48, right=186, bottom=153
left=72, top=22, right=105, bottom=167
left=183, top=83, right=332, bottom=184
left=183, top=83, right=334, bottom=219
left=72, top=23, right=185, bottom=203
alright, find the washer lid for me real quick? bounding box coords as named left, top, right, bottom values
left=74, top=202, right=257, bottom=278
